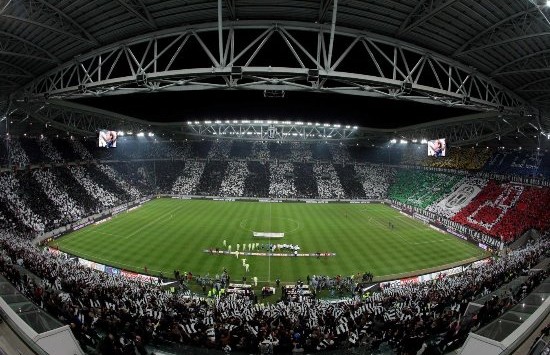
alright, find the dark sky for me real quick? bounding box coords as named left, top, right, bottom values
left=74, top=90, right=474, bottom=129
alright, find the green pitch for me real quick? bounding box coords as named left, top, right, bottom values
left=52, top=199, right=486, bottom=283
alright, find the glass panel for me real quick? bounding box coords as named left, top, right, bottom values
left=476, top=319, right=519, bottom=342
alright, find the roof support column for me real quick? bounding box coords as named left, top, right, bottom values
left=218, top=0, right=224, bottom=67
left=327, top=0, right=338, bottom=70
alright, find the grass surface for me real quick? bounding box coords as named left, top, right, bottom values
left=52, top=199, right=486, bottom=283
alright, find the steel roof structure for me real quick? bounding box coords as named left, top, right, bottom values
left=0, top=0, right=550, bottom=147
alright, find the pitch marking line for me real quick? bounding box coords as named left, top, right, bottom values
left=57, top=247, right=168, bottom=276
left=122, top=203, right=188, bottom=240
left=239, top=217, right=301, bottom=234
left=365, top=211, right=415, bottom=245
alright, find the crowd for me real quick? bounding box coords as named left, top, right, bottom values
left=96, top=164, right=143, bottom=200
left=54, top=166, right=104, bottom=215
left=313, top=163, right=346, bottom=199
left=334, top=165, right=365, bottom=199
left=32, top=169, right=86, bottom=224
left=229, top=141, right=252, bottom=159
left=355, top=165, right=395, bottom=200
left=69, top=166, right=120, bottom=210
left=328, top=144, right=351, bottom=164
left=268, top=162, right=296, bottom=199
left=7, top=137, right=31, bottom=166
left=71, top=139, right=94, bottom=160
left=171, top=161, right=205, bottom=195
left=0, top=136, right=549, bottom=354
left=39, top=137, right=64, bottom=163
left=208, top=140, right=233, bottom=160
left=110, top=162, right=155, bottom=193
left=251, top=142, right=270, bottom=161
left=154, top=161, right=186, bottom=193
left=484, top=149, right=549, bottom=178
left=309, top=274, right=357, bottom=297
left=267, top=142, right=292, bottom=160
left=290, top=142, right=313, bottom=162
left=243, top=162, right=270, bottom=198
left=311, top=144, right=331, bottom=161
left=51, top=137, right=81, bottom=161
left=1, top=136, right=549, bottom=182
left=388, top=169, right=463, bottom=209
left=219, top=162, right=248, bottom=197
left=0, top=140, right=8, bottom=166
left=423, top=147, right=491, bottom=171
left=293, top=163, right=318, bottom=199
left=398, top=145, right=426, bottom=166
left=195, top=161, right=229, bottom=196
left=1, top=135, right=550, bottom=246
left=425, top=176, right=488, bottom=218
left=87, top=164, right=133, bottom=202
left=451, top=180, right=550, bottom=242
left=0, top=173, right=45, bottom=234
left=0, top=229, right=547, bottom=355
left=19, top=137, right=44, bottom=164
left=17, top=171, right=66, bottom=231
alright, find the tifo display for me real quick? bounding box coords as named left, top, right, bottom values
left=0, top=135, right=548, bottom=355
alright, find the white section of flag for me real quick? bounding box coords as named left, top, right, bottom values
left=427, top=178, right=486, bottom=218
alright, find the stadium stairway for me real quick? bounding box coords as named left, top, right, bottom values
left=0, top=320, right=36, bottom=355
left=460, top=272, right=550, bottom=355
left=512, top=312, right=550, bottom=355
left=468, top=276, right=530, bottom=312
left=509, top=229, right=542, bottom=250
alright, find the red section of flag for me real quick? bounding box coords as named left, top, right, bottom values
left=452, top=181, right=550, bottom=242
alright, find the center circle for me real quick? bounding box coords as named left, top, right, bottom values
left=239, top=217, right=300, bottom=234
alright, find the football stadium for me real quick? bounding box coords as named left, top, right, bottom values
left=0, top=1, right=550, bottom=355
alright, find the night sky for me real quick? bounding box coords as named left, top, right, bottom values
left=74, top=90, right=475, bottom=129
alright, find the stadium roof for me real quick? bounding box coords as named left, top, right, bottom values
left=0, top=0, right=550, bottom=147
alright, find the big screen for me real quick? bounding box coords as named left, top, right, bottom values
left=427, top=138, right=446, bottom=157
left=98, top=130, right=117, bottom=148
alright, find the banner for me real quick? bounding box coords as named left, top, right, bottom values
left=104, top=266, right=120, bottom=275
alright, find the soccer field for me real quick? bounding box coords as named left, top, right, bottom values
left=52, top=199, right=486, bottom=283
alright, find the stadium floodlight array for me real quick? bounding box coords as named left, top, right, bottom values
left=185, top=120, right=357, bottom=129
left=184, top=119, right=360, bottom=141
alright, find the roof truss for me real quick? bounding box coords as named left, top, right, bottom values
left=17, top=21, right=529, bottom=116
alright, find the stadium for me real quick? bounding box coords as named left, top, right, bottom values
left=0, top=1, right=550, bottom=355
